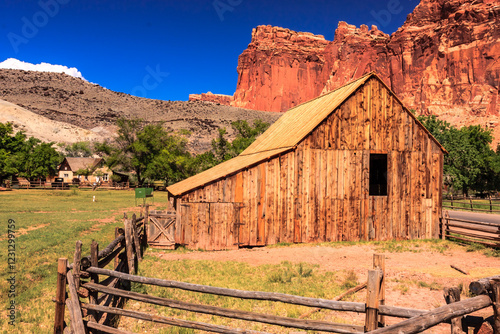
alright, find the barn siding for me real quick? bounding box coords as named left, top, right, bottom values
left=176, top=77, right=443, bottom=250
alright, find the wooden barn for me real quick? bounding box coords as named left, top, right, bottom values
left=165, top=72, right=446, bottom=250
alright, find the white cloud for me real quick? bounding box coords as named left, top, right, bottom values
left=0, top=58, right=86, bottom=81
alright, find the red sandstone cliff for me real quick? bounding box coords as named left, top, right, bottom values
left=227, top=0, right=500, bottom=142
left=232, top=26, right=331, bottom=112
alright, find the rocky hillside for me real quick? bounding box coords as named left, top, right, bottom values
left=193, top=0, right=500, bottom=144
left=0, top=69, right=281, bottom=153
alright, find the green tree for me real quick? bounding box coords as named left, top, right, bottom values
left=96, top=118, right=193, bottom=186
left=418, top=115, right=497, bottom=195
left=230, top=119, right=269, bottom=155
left=19, top=140, right=61, bottom=179
left=0, top=122, right=60, bottom=182
left=197, top=119, right=270, bottom=172
left=143, top=134, right=194, bottom=185
left=63, top=141, right=93, bottom=157
left=0, top=123, right=26, bottom=182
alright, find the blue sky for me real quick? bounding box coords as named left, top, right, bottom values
left=0, top=0, right=419, bottom=101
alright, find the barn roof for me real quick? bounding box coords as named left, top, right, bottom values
left=167, top=72, right=445, bottom=196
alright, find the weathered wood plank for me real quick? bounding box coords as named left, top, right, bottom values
left=469, top=276, right=500, bottom=296
left=83, top=303, right=269, bottom=334
left=443, top=287, right=464, bottom=334
left=257, top=163, right=266, bottom=245
left=289, top=151, right=296, bottom=243
left=84, top=282, right=364, bottom=333
left=294, top=149, right=302, bottom=243
left=365, top=270, right=383, bottom=331
left=54, top=258, right=67, bottom=334
left=86, top=321, right=137, bottom=334
left=366, top=295, right=492, bottom=334
left=66, top=269, right=86, bottom=334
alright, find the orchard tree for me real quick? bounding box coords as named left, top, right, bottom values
left=0, top=122, right=61, bottom=182
left=418, top=115, right=498, bottom=195
left=0, top=122, right=25, bottom=182
left=195, top=119, right=270, bottom=172
left=63, top=141, right=93, bottom=157
left=96, top=118, right=193, bottom=186
left=19, top=139, right=61, bottom=179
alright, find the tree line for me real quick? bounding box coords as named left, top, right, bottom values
left=417, top=115, right=500, bottom=196
left=0, top=119, right=269, bottom=187
left=1, top=116, right=500, bottom=196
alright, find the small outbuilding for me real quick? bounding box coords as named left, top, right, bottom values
left=166, top=72, right=446, bottom=250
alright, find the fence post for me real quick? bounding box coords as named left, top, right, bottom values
left=470, top=197, right=473, bottom=211
left=124, top=218, right=136, bottom=274
left=365, top=269, right=382, bottom=332
left=441, top=211, right=449, bottom=240
left=491, top=279, right=500, bottom=334
left=74, top=241, right=82, bottom=290
left=490, top=196, right=493, bottom=213
left=131, top=214, right=142, bottom=261
left=54, top=258, right=68, bottom=334
left=114, top=227, right=120, bottom=269
left=444, top=287, right=464, bottom=334
left=89, top=240, right=99, bottom=324
left=451, top=194, right=454, bottom=209
left=373, top=254, right=385, bottom=328
left=143, top=204, right=149, bottom=248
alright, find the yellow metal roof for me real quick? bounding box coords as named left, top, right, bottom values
left=167, top=72, right=445, bottom=196
left=240, top=72, right=372, bottom=155
left=167, top=147, right=292, bottom=196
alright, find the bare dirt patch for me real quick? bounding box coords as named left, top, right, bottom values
left=155, top=243, right=499, bottom=333
left=16, top=223, right=50, bottom=236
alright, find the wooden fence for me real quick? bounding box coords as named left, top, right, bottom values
left=8, top=180, right=130, bottom=190
left=441, top=211, right=500, bottom=248
left=53, top=214, right=500, bottom=333
left=443, top=195, right=500, bottom=214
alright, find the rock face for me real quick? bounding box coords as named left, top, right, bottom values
left=189, top=92, right=234, bottom=105
left=232, top=26, right=330, bottom=112
left=229, top=0, right=500, bottom=142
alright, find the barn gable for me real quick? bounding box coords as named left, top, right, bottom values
left=165, top=72, right=445, bottom=250
left=168, top=72, right=444, bottom=197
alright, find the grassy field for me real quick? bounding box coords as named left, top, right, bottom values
left=0, top=189, right=169, bottom=333
left=1, top=190, right=497, bottom=333
left=127, top=257, right=349, bottom=333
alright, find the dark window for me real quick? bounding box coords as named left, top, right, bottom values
left=369, top=154, right=387, bottom=196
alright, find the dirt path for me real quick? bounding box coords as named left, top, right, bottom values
left=156, top=243, right=500, bottom=333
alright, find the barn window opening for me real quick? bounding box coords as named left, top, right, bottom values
left=369, top=154, right=387, bottom=196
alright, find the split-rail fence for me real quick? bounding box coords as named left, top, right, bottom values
left=443, top=195, right=500, bottom=214
left=441, top=211, right=500, bottom=248
left=53, top=211, right=500, bottom=334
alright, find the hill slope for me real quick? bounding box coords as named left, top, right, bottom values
left=0, top=98, right=108, bottom=144
left=0, top=69, right=281, bottom=153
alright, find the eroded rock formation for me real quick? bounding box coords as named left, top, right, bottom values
left=223, top=0, right=500, bottom=143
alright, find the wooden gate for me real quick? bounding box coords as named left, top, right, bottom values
left=147, top=210, right=176, bottom=249
left=180, top=202, right=242, bottom=250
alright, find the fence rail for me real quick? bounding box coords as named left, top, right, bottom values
left=7, top=180, right=130, bottom=190
left=443, top=195, right=500, bottom=213
left=54, top=207, right=500, bottom=334
left=441, top=211, right=500, bottom=248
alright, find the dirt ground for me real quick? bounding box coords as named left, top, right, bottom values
left=156, top=243, right=500, bottom=333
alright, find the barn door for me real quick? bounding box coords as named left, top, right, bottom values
left=180, top=202, right=241, bottom=250
left=147, top=210, right=176, bottom=249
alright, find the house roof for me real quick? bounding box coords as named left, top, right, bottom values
left=167, top=72, right=446, bottom=196
left=62, top=157, right=103, bottom=171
